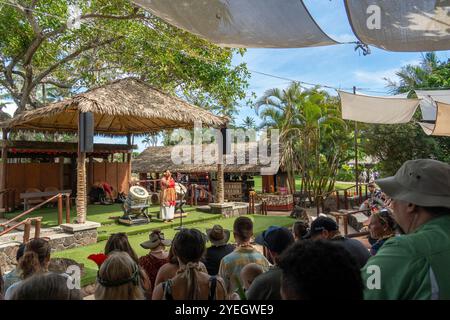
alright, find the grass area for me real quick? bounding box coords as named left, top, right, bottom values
left=53, top=214, right=295, bottom=286
left=253, top=176, right=354, bottom=192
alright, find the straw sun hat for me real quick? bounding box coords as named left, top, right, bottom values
left=140, top=230, right=172, bottom=250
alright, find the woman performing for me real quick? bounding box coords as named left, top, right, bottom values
left=160, top=170, right=176, bottom=223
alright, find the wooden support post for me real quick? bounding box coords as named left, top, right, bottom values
left=23, top=220, right=31, bottom=243
left=0, top=129, right=8, bottom=215
left=343, top=215, right=349, bottom=236
left=359, top=185, right=363, bottom=204
left=59, top=156, right=64, bottom=190
left=344, top=190, right=348, bottom=210
left=88, top=155, right=94, bottom=189
left=65, top=194, right=71, bottom=223
left=34, top=219, right=41, bottom=239
left=365, top=184, right=368, bottom=200
left=336, top=191, right=340, bottom=210
left=58, top=194, right=63, bottom=225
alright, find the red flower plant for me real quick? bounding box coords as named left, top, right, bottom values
left=88, top=253, right=108, bottom=268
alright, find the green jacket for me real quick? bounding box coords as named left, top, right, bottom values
left=362, top=215, right=450, bottom=300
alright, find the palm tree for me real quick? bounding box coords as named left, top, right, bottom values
left=255, top=83, right=350, bottom=201
left=386, top=52, right=439, bottom=93
left=241, top=116, right=256, bottom=130
left=255, top=82, right=304, bottom=194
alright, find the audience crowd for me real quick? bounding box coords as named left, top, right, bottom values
left=1, top=159, right=450, bottom=300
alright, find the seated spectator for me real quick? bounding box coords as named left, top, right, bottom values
left=368, top=208, right=396, bottom=255
left=95, top=251, right=144, bottom=300
left=247, top=226, right=294, bottom=300
left=360, top=182, right=384, bottom=212
left=305, top=216, right=370, bottom=268
left=10, top=272, right=81, bottom=300
left=240, top=263, right=263, bottom=290
left=292, top=221, right=309, bottom=241
left=2, top=243, right=25, bottom=292
left=279, top=240, right=363, bottom=300
left=202, top=225, right=235, bottom=275
left=218, top=217, right=269, bottom=296
left=105, top=233, right=151, bottom=298
left=138, top=230, right=171, bottom=288
left=154, top=246, right=208, bottom=288
left=362, top=159, right=450, bottom=299
left=152, top=228, right=226, bottom=300
left=5, top=238, right=51, bottom=300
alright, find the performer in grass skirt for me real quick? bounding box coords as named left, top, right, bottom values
left=160, top=170, right=176, bottom=222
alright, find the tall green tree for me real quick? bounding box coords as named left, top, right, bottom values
left=0, top=0, right=249, bottom=115
left=255, top=83, right=352, bottom=197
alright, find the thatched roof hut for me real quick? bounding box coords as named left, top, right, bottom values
left=133, top=143, right=268, bottom=174
left=1, top=78, right=227, bottom=135
left=0, top=78, right=228, bottom=224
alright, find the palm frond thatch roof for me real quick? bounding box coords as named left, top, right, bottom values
left=1, top=78, right=227, bottom=136
left=133, top=143, right=273, bottom=174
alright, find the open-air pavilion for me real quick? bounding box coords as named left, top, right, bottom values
left=0, top=77, right=227, bottom=224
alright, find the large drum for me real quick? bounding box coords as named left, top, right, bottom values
left=123, top=186, right=150, bottom=216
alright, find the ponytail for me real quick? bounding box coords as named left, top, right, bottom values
left=19, top=251, right=42, bottom=279
left=178, top=262, right=202, bottom=300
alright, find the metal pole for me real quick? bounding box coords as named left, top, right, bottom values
left=353, top=86, right=359, bottom=196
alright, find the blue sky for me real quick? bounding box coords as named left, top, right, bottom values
left=231, top=0, right=450, bottom=128
left=3, top=0, right=450, bottom=151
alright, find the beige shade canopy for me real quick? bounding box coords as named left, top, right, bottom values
left=345, top=0, right=450, bottom=52
left=132, top=0, right=337, bottom=48
left=2, top=78, right=227, bottom=135
left=419, top=101, right=450, bottom=137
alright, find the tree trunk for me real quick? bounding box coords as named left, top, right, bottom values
left=76, top=152, right=86, bottom=223
left=216, top=163, right=224, bottom=203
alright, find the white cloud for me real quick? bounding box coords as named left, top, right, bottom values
left=353, top=59, right=422, bottom=87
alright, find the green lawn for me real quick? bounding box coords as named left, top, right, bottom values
left=53, top=214, right=295, bottom=286
left=253, top=176, right=353, bottom=192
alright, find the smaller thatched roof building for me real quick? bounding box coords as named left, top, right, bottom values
left=1, top=78, right=227, bottom=135
left=133, top=143, right=271, bottom=174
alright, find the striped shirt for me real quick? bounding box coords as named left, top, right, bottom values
left=218, top=246, right=270, bottom=294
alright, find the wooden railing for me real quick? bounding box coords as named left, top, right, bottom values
left=0, top=189, right=16, bottom=213
left=248, top=192, right=268, bottom=215
left=0, top=192, right=71, bottom=242
left=0, top=217, right=43, bottom=242
left=190, top=184, right=213, bottom=205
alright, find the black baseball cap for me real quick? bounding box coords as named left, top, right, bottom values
left=303, top=217, right=338, bottom=239
left=255, top=226, right=294, bottom=254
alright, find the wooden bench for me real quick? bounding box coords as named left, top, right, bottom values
left=21, top=189, right=72, bottom=210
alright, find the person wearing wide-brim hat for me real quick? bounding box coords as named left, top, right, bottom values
left=202, top=225, right=235, bottom=276
left=138, top=230, right=172, bottom=289
left=362, top=159, right=450, bottom=300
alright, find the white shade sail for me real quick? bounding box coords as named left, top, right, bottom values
left=339, top=91, right=420, bottom=124
left=132, top=0, right=337, bottom=48
left=415, top=90, right=450, bottom=121
left=419, top=101, right=450, bottom=136
left=345, top=0, right=450, bottom=52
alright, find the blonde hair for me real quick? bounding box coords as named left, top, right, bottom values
left=240, top=263, right=264, bottom=289
left=95, top=251, right=144, bottom=300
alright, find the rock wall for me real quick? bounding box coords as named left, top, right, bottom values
left=0, top=229, right=97, bottom=273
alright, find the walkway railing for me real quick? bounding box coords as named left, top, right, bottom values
left=0, top=192, right=71, bottom=242
left=0, top=189, right=16, bottom=213
left=0, top=217, right=43, bottom=242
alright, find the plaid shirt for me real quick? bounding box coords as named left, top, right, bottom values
left=218, top=246, right=270, bottom=294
